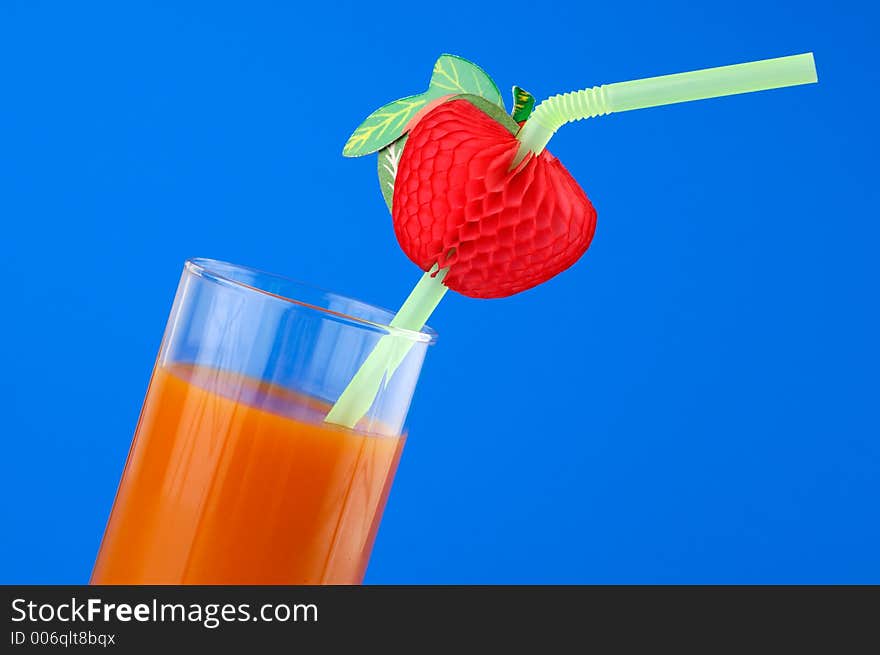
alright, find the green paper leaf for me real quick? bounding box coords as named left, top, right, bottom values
left=377, top=134, right=408, bottom=213
left=344, top=94, right=428, bottom=158
left=343, top=54, right=504, bottom=158
left=428, top=54, right=503, bottom=107
left=511, top=86, right=536, bottom=123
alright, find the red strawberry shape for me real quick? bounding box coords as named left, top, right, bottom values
left=392, top=98, right=597, bottom=298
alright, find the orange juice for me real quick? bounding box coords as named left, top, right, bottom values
left=91, top=364, right=405, bottom=584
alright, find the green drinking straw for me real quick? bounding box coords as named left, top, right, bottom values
left=325, top=266, right=448, bottom=427
left=513, top=53, right=817, bottom=166
left=324, top=52, right=818, bottom=429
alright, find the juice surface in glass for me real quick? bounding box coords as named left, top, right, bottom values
left=91, top=363, right=405, bottom=584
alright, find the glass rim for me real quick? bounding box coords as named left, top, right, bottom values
left=185, top=258, right=438, bottom=345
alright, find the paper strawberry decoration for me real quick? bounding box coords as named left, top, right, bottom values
left=329, top=51, right=818, bottom=428
left=392, top=99, right=596, bottom=298
left=345, top=55, right=596, bottom=298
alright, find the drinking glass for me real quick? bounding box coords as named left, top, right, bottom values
left=91, top=258, right=435, bottom=584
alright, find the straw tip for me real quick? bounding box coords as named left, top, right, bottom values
left=800, top=52, right=819, bottom=84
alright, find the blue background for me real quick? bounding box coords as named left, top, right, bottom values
left=2, top=1, right=877, bottom=583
